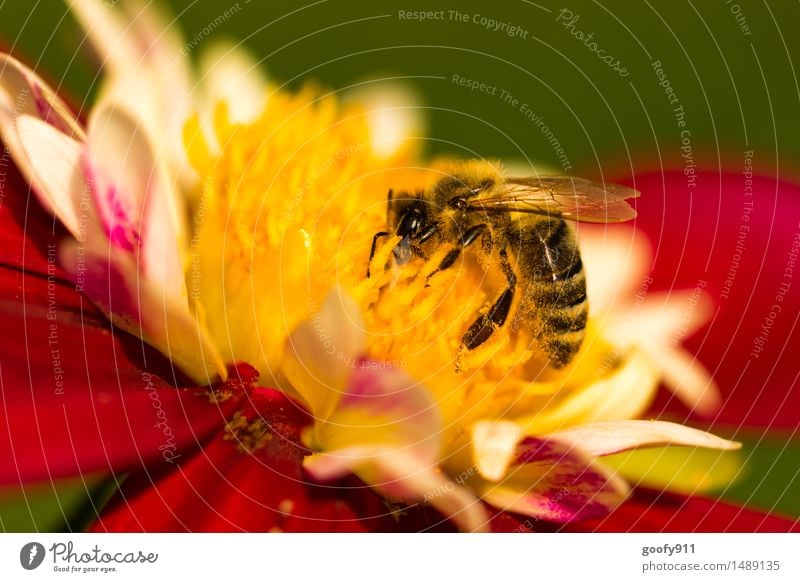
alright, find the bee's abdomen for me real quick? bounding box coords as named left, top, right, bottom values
left=527, top=277, right=588, bottom=367
left=514, top=219, right=588, bottom=367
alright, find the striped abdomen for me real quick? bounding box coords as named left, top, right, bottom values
left=511, top=218, right=588, bottom=367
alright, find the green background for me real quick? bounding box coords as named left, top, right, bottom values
left=1, top=0, right=798, bottom=529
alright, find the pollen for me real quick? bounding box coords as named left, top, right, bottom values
left=223, top=410, right=273, bottom=453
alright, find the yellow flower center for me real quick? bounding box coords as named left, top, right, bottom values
left=184, top=84, right=645, bottom=443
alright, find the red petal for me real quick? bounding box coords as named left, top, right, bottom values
left=0, top=267, right=240, bottom=484
left=564, top=489, right=800, bottom=532
left=0, top=164, right=69, bottom=278
left=93, top=388, right=455, bottom=532
left=629, top=170, right=800, bottom=429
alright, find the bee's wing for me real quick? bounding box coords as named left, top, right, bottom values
left=465, top=176, right=640, bottom=223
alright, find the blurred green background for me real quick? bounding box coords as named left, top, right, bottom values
left=0, top=0, right=798, bottom=529
left=2, top=0, right=799, bottom=176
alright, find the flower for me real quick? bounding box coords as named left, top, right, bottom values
left=1, top=0, right=797, bottom=532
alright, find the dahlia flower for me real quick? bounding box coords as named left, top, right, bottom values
left=1, top=0, right=796, bottom=533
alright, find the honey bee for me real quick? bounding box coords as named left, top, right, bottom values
left=367, top=162, right=639, bottom=368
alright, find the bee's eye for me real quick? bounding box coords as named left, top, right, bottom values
left=397, top=210, right=423, bottom=237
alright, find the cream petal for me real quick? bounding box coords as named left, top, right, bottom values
left=138, top=288, right=228, bottom=384
left=579, top=225, right=651, bottom=316
left=68, top=0, right=191, bottom=99
left=523, top=349, right=659, bottom=433
left=546, top=420, right=740, bottom=457
left=608, top=290, right=713, bottom=347
left=282, top=287, right=366, bottom=420
left=69, top=0, right=139, bottom=78
left=608, top=290, right=721, bottom=413
left=478, top=437, right=629, bottom=523
left=657, top=348, right=722, bottom=415
left=471, top=420, right=525, bottom=482
left=13, top=114, right=94, bottom=239
left=344, top=80, right=424, bottom=159
left=198, top=40, right=268, bottom=125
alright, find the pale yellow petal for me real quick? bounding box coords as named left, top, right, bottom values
left=602, top=445, right=743, bottom=495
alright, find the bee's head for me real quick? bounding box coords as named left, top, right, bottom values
left=385, top=191, right=434, bottom=266
left=389, top=191, right=428, bottom=238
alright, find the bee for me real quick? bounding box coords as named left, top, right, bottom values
left=367, top=162, right=639, bottom=368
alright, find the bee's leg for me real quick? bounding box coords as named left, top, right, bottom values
left=409, top=244, right=429, bottom=262
left=366, top=231, right=390, bottom=278
left=426, top=224, right=487, bottom=282
left=462, top=247, right=516, bottom=350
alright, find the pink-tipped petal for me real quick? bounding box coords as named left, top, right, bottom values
left=303, top=445, right=384, bottom=482
left=301, top=344, right=480, bottom=527
left=0, top=53, right=85, bottom=138
left=479, top=437, right=629, bottom=523
left=86, top=104, right=185, bottom=302
left=546, top=420, right=740, bottom=457
left=58, top=238, right=141, bottom=328
left=314, top=363, right=441, bottom=459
